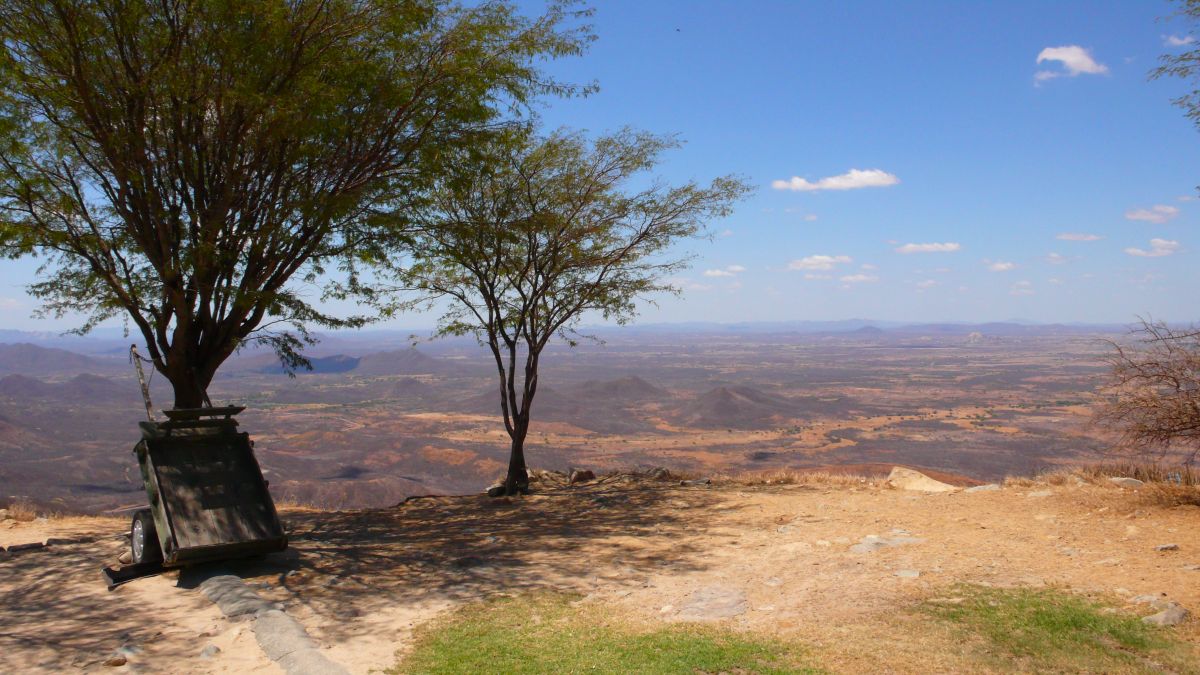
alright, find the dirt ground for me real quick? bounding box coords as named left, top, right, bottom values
left=2, top=475, right=1198, bottom=673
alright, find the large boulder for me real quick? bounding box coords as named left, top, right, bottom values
left=885, top=467, right=959, bottom=493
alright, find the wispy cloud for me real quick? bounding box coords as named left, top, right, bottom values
left=788, top=254, right=852, bottom=271
left=1165, top=34, right=1196, bottom=47
left=718, top=229, right=733, bottom=238
left=1125, top=205, right=1180, bottom=224
left=703, top=264, right=746, bottom=278
left=1035, top=45, right=1108, bottom=84
left=986, top=260, right=1015, bottom=272
left=0, top=297, right=20, bottom=310
left=1125, top=238, right=1180, bottom=258
left=1056, top=233, right=1102, bottom=241
left=895, top=242, right=960, bottom=254
left=916, top=279, right=937, bottom=290
left=1010, top=280, right=1035, bottom=296
left=771, top=169, right=899, bottom=192
left=1045, top=252, right=1068, bottom=264
left=839, top=274, right=878, bottom=283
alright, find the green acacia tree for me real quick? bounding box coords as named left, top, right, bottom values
left=0, top=0, right=593, bottom=408
left=391, top=128, right=749, bottom=494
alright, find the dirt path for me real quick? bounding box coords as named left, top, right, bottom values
left=2, top=477, right=1198, bottom=673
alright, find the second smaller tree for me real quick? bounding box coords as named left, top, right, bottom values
left=395, top=128, right=748, bottom=494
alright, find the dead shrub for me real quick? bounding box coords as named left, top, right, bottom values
left=6, top=499, right=38, bottom=522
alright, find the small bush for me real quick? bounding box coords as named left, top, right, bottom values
left=5, top=499, right=37, bottom=522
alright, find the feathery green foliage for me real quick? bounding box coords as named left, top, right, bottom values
left=0, top=0, right=593, bottom=406
left=388, top=127, right=749, bottom=492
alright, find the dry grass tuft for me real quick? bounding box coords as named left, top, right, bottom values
left=5, top=499, right=38, bottom=522
left=722, top=468, right=872, bottom=488
left=1140, top=483, right=1200, bottom=508
left=1072, top=462, right=1199, bottom=486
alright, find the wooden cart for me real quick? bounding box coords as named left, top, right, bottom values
left=127, top=406, right=287, bottom=567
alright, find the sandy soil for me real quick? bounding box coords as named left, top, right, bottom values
left=2, top=477, right=1198, bottom=673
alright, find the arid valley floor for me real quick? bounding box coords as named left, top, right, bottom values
left=0, top=323, right=1122, bottom=512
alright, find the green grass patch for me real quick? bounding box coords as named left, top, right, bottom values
left=921, top=585, right=1197, bottom=673
left=390, top=593, right=819, bottom=674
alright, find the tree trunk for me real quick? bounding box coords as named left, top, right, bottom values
left=503, top=417, right=530, bottom=495
left=164, top=361, right=211, bottom=410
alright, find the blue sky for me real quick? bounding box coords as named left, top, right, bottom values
left=531, top=0, right=1200, bottom=325
left=1, top=1, right=1198, bottom=330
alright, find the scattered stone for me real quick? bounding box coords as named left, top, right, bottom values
left=199, top=644, right=221, bottom=659
left=894, top=569, right=920, bottom=579
left=1131, top=594, right=1164, bottom=605
left=568, top=469, right=596, bottom=484
left=965, top=483, right=1001, bottom=493
left=1143, top=603, right=1190, bottom=627
left=1155, top=544, right=1180, bottom=552
left=1027, top=490, right=1053, bottom=498
left=44, top=538, right=73, bottom=546
left=677, top=585, right=748, bottom=621
left=485, top=484, right=507, bottom=498
left=680, top=478, right=712, bottom=487
left=7, top=542, right=45, bottom=553
left=885, top=467, right=959, bottom=493
left=102, top=654, right=127, bottom=667
left=849, top=534, right=924, bottom=553
left=763, top=577, right=783, bottom=587
left=1184, top=564, right=1200, bottom=571
left=1110, top=477, right=1145, bottom=489
left=117, top=550, right=133, bottom=565
left=646, top=467, right=671, bottom=480
left=658, top=605, right=674, bottom=614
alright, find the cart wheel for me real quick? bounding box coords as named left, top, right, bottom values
left=130, top=509, right=163, bottom=564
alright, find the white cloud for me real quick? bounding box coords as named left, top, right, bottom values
left=771, top=168, right=899, bottom=192
left=1056, top=232, right=1102, bottom=241
left=895, top=242, right=960, bottom=254
left=839, top=274, right=878, bottom=283
left=783, top=209, right=819, bottom=222
left=703, top=264, right=746, bottom=278
left=0, top=297, right=20, bottom=310
left=1125, top=205, right=1180, bottom=224
left=1045, top=252, right=1068, bottom=264
left=1179, top=195, right=1197, bottom=202
left=803, top=273, right=832, bottom=280
left=1010, top=280, right=1035, bottom=296
left=860, top=263, right=877, bottom=270
left=1125, top=238, right=1180, bottom=258
left=1165, top=34, right=1196, bottom=47
left=668, top=277, right=713, bottom=292
left=916, top=279, right=937, bottom=290
left=718, top=229, right=733, bottom=238
left=986, top=260, right=1015, bottom=272
left=1049, top=278, right=1063, bottom=285
left=1035, top=45, right=1108, bottom=84
left=788, top=254, right=852, bottom=271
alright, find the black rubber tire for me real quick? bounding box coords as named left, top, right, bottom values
left=130, top=509, right=163, bottom=564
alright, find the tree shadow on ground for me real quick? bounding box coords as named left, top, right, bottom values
left=229, top=478, right=733, bottom=644
left=0, top=525, right=220, bottom=672
left=0, top=477, right=738, bottom=669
